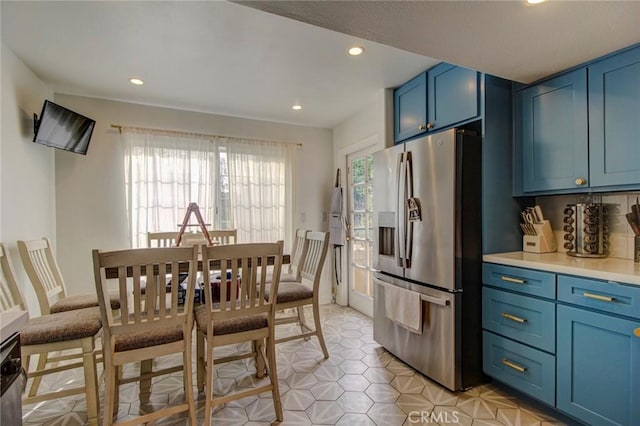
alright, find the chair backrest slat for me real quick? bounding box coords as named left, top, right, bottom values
left=200, top=242, right=282, bottom=324
left=93, top=246, right=199, bottom=342
left=0, top=243, right=26, bottom=313
left=289, top=229, right=309, bottom=278
left=147, top=231, right=180, bottom=248
left=300, top=232, right=330, bottom=288
left=18, top=238, right=67, bottom=314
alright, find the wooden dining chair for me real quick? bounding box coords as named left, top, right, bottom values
left=266, top=231, right=330, bottom=358
left=17, top=237, right=120, bottom=314
left=92, top=245, right=198, bottom=426
left=1, top=243, right=101, bottom=425
left=147, top=231, right=180, bottom=247
left=195, top=241, right=284, bottom=425
left=264, top=229, right=308, bottom=283
left=208, top=229, right=237, bottom=245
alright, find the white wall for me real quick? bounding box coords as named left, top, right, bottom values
left=53, top=94, right=334, bottom=302
left=1, top=43, right=55, bottom=314
left=331, top=89, right=393, bottom=309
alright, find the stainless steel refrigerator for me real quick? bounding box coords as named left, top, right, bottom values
left=372, top=128, right=483, bottom=391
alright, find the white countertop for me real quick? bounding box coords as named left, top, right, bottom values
left=0, top=310, right=29, bottom=343
left=483, top=252, right=640, bottom=286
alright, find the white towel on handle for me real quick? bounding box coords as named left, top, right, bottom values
left=384, top=284, right=423, bottom=334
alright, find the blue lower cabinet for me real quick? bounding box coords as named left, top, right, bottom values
left=557, top=305, right=640, bottom=426
left=482, top=287, right=555, bottom=353
left=483, top=331, right=555, bottom=405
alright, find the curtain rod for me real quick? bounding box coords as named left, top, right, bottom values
left=110, top=124, right=302, bottom=147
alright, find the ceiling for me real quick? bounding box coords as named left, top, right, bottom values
left=0, top=1, right=437, bottom=128
left=3, top=1, right=640, bottom=129
left=241, top=1, right=640, bottom=84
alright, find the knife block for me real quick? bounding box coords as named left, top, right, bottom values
left=523, top=220, right=557, bottom=253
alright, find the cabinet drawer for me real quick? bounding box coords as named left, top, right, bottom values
left=483, top=263, right=556, bottom=299
left=483, top=287, right=555, bottom=353
left=558, top=275, right=640, bottom=320
left=483, top=331, right=555, bottom=406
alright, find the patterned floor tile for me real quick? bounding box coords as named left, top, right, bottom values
left=305, top=400, right=345, bottom=424
left=455, top=391, right=498, bottom=420
left=313, top=365, right=345, bottom=381
left=281, top=389, right=315, bottom=410
left=365, top=383, right=401, bottom=403
left=395, top=393, right=435, bottom=415
left=337, top=391, right=374, bottom=413
left=339, top=359, right=368, bottom=375
left=336, top=413, right=376, bottom=426
left=309, top=381, right=344, bottom=401
left=338, top=374, right=371, bottom=392
left=367, top=402, right=407, bottom=426
left=363, top=366, right=396, bottom=384
left=21, top=304, right=565, bottom=426
left=391, top=375, right=427, bottom=394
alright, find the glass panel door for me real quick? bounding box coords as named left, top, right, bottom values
left=347, top=149, right=375, bottom=317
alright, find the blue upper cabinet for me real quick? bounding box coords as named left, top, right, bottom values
left=521, top=69, right=588, bottom=192
left=428, top=63, right=480, bottom=132
left=394, top=72, right=427, bottom=143
left=589, top=47, right=640, bottom=188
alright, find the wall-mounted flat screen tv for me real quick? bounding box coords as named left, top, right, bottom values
left=33, top=100, right=95, bottom=155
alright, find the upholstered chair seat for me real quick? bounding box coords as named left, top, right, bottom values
left=265, top=282, right=313, bottom=304
left=50, top=293, right=120, bottom=314
left=194, top=305, right=268, bottom=335
left=20, top=307, right=102, bottom=346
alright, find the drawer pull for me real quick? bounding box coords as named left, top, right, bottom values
left=501, top=312, right=527, bottom=323
left=583, top=292, right=614, bottom=302
left=502, top=358, right=527, bottom=373
left=634, top=328, right=640, bottom=337
left=500, top=276, right=527, bottom=284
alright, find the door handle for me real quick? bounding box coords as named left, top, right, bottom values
left=396, top=152, right=405, bottom=268
left=420, top=294, right=450, bottom=306
left=405, top=151, right=414, bottom=265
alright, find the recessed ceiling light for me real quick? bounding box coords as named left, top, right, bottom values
left=129, top=78, right=144, bottom=85
left=348, top=46, right=365, bottom=56
left=526, top=0, right=545, bottom=4
left=292, top=104, right=302, bottom=111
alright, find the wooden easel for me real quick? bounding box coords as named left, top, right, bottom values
left=175, top=202, right=213, bottom=246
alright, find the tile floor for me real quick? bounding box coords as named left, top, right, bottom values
left=22, top=304, right=567, bottom=425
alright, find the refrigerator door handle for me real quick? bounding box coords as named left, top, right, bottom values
left=396, top=152, right=406, bottom=268
left=405, top=151, right=414, bottom=266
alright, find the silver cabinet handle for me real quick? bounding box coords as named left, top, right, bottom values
left=501, top=312, right=527, bottom=323
left=502, top=358, right=527, bottom=373
left=500, top=276, right=527, bottom=284
left=583, top=292, right=614, bottom=302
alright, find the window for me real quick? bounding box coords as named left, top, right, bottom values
left=123, top=129, right=293, bottom=247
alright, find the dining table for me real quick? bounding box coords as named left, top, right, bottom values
left=103, top=254, right=290, bottom=279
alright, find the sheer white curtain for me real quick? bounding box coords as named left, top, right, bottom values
left=123, top=128, right=294, bottom=248
left=224, top=138, right=294, bottom=244
left=123, top=129, right=218, bottom=247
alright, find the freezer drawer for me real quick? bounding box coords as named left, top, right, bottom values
left=373, top=273, right=458, bottom=390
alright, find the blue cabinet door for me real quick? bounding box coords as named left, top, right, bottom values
left=394, top=72, right=427, bottom=143
left=589, top=46, right=640, bottom=188
left=521, top=69, right=588, bottom=192
left=428, top=63, right=479, bottom=131
left=557, top=305, right=640, bottom=426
